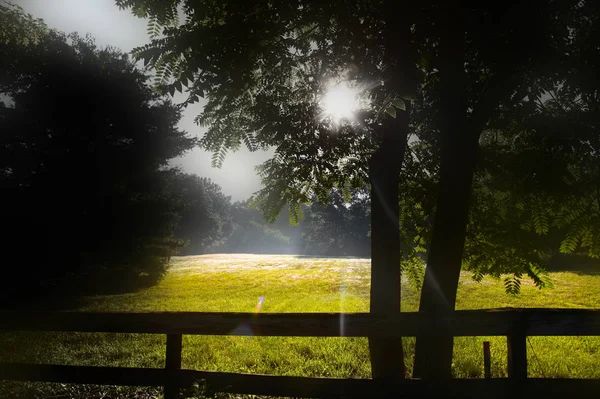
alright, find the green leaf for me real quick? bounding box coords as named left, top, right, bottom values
left=385, top=106, right=396, bottom=118
left=503, top=276, right=521, bottom=295
left=392, top=98, right=406, bottom=111
left=559, top=234, right=579, bottom=254
left=288, top=202, right=303, bottom=226
left=532, top=206, right=549, bottom=235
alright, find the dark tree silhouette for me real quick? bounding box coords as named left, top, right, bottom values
left=0, top=24, right=197, bottom=305
left=412, top=1, right=600, bottom=378
left=173, top=175, right=234, bottom=255
left=302, top=189, right=370, bottom=257
left=215, top=201, right=296, bottom=254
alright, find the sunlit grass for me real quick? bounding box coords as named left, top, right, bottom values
left=2, top=254, right=600, bottom=397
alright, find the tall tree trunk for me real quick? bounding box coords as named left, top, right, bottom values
left=411, top=126, right=479, bottom=379
left=412, top=4, right=473, bottom=380
left=410, top=0, right=552, bottom=380
left=368, top=111, right=408, bottom=380
left=366, top=0, right=416, bottom=380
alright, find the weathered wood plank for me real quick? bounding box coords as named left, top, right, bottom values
left=165, top=334, right=182, bottom=370
left=164, top=334, right=183, bottom=399
left=507, top=332, right=528, bottom=380
left=483, top=341, right=491, bottom=379
left=203, top=375, right=600, bottom=399
left=3, top=363, right=600, bottom=398
left=2, top=309, right=600, bottom=336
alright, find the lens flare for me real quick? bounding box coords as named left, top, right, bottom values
left=255, top=296, right=265, bottom=313
left=230, top=296, right=265, bottom=338
left=231, top=322, right=254, bottom=336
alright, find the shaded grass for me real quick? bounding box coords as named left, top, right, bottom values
left=2, top=254, right=600, bottom=398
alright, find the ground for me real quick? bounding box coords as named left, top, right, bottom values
left=2, top=254, right=600, bottom=397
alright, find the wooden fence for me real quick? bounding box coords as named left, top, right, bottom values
left=2, top=309, right=600, bottom=398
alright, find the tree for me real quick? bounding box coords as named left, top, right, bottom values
left=343, top=190, right=371, bottom=257
left=115, top=0, right=599, bottom=379
left=0, top=2, right=47, bottom=46
left=302, top=189, right=370, bottom=257
left=215, top=200, right=296, bottom=254
left=465, top=73, right=600, bottom=273
left=411, top=1, right=598, bottom=378
left=174, top=174, right=234, bottom=255
left=117, top=0, right=418, bottom=378
left=1, top=18, right=197, bottom=304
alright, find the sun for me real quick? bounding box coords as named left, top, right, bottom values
left=320, top=83, right=361, bottom=124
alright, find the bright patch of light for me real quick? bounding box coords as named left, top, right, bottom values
left=320, top=83, right=361, bottom=124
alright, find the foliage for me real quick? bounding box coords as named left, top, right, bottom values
left=115, top=0, right=600, bottom=297
left=174, top=175, right=234, bottom=255
left=0, top=21, right=197, bottom=302
left=393, top=1, right=600, bottom=295
left=214, top=201, right=297, bottom=254
left=0, top=1, right=48, bottom=46
left=116, top=0, right=420, bottom=224
left=209, top=193, right=372, bottom=257
left=462, top=45, right=600, bottom=290
left=302, top=189, right=370, bottom=257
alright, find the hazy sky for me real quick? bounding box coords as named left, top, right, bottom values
left=16, top=0, right=272, bottom=201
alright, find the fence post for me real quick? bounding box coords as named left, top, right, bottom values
left=165, top=333, right=183, bottom=399
left=483, top=341, right=491, bottom=379
left=507, top=332, right=527, bottom=380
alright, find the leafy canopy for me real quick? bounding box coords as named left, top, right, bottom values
left=116, top=0, right=600, bottom=293
left=0, top=20, right=197, bottom=299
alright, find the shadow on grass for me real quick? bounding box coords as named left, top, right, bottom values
left=545, top=254, right=600, bottom=276
left=0, top=273, right=162, bottom=311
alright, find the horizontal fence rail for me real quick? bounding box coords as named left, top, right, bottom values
left=4, top=363, right=600, bottom=399
left=2, top=308, right=600, bottom=336
left=2, top=309, right=600, bottom=398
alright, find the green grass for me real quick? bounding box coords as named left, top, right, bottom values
left=2, top=254, right=600, bottom=397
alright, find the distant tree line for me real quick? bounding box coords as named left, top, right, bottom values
left=213, top=189, right=371, bottom=257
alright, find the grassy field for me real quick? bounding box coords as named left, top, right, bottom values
left=2, top=254, right=600, bottom=397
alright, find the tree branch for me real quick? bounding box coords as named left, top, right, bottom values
left=467, top=69, right=521, bottom=136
